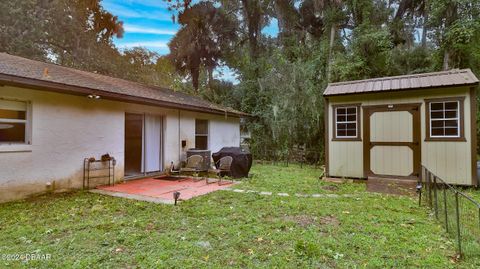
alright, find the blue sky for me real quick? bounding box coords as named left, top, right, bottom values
left=102, top=0, right=278, bottom=82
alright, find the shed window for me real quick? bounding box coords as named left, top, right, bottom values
left=429, top=101, right=460, bottom=137
left=0, top=99, right=30, bottom=144
left=195, top=119, right=208, bottom=150
left=425, top=97, right=465, bottom=141
left=334, top=106, right=360, bottom=139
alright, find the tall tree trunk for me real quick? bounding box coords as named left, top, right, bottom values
left=327, top=24, right=335, bottom=82
left=191, top=66, right=200, bottom=91
left=241, top=0, right=260, bottom=59
left=421, top=0, right=428, bottom=48
left=442, top=50, right=449, bottom=70
left=421, top=18, right=428, bottom=48
left=208, top=66, right=214, bottom=89
left=442, top=2, right=457, bottom=70
left=274, top=0, right=300, bottom=43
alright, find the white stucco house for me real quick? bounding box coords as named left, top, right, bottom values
left=0, top=53, right=246, bottom=203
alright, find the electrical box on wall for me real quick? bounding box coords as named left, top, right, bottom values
left=181, top=140, right=187, bottom=148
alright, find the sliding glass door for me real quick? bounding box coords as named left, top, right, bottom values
left=144, top=114, right=162, bottom=173
left=124, top=113, right=163, bottom=178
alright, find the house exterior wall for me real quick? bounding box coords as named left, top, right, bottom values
left=0, top=86, right=240, bottom=202
left=326, top=86, right=475, bottom=185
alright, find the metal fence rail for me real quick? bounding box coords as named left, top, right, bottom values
left=251, top=148, right=322, bottom=168
left=420, top=166, right=480, bottom=259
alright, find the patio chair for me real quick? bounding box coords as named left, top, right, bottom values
left=207, top=156, right=233, bottom=185
left=169, top=161, right=180, bottom=175
left=180, top=155, right=204, bottom=175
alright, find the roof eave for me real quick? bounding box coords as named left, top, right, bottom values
left=323, top=82, right=479, bottom=97
left=0, top=73, right=249, bottom=118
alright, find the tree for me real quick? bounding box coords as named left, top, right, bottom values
left=428, top=0, right=480, bottom=70
left=168, top=2, right=237, bottom=91
left=46, top=0, right=124, bottom=72
left=0, top=0, right=124, bottom=75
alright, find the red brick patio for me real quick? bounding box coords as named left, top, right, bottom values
left=95, top=176, right=233, bottom=203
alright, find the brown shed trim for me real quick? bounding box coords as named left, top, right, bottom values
left=331, top=103, right=362, bottom=141
left=470, top=87, right=478, bottom=186
left=324, top=98, right=330, bottom=177
left=0, top=73, right=247, bottom=118
left=424, top=96, right=466, bottom=142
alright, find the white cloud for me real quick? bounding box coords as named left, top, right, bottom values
left=118, top=41, right=169, bottom=48
left=102, top=2, right=172, bottom=21
left=124, top=24, right=177, bottom=35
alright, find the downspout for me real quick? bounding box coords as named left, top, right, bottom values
left=178, top=109, right=181, bottom=165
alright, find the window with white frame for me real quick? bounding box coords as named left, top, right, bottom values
left=335, top=106, right=358, bottom=138
left=0, top=99, right=30, bottom=144
left=429, top=101, right=460, bottom=137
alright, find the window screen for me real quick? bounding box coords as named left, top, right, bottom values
left=430, top=101, right=460, bottom=137
left=195, top=119, right=208, bottom=149
left=335, top=107, right=357, bottom=138
left=0, top=100, right=28, bottom=144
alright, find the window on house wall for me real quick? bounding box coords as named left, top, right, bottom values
left=195, top=119, right=208, bottom=149
left=334, top=105, right=360, bottom=140
left=427, top=97, right=464, bottom=140
left=0, top=99, right=30, bottom=144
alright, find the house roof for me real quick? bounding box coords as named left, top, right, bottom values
left=0, top=53, right=247, bottom=117
left=324, top=69, right=479, bottom=96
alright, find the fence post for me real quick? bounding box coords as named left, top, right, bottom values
left=424, top=169, right=428, bottom=206
left=300, top=150, right=304, bottom=168
left=426, top=171, right=432, bottom=207
left=444, top=187, right=449, bottom=233
left=419, top=167, right=424, bottom=206
left=455, top=192, right=462, bottom=256
left=433, top=176, right=438, bottom=219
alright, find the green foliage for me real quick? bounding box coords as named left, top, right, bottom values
left=249, top=46, right=327, bottom=154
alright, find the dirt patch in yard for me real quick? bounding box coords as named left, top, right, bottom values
left=284, top=214, right=340, bottom=228
left=319, top=215, right=340, bottom=226
left=321, top=185, right=339, bottom=192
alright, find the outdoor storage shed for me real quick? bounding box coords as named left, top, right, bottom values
left=323, top=69, right=479, bottom=186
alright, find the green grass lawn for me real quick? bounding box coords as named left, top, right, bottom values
left=0, top=164, right=478, bottom=268
left=236, top=163, right=365, bottom=194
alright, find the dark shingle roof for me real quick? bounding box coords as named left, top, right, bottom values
left=0, top=53, right=246, bottom=117
left=324, top=69, right=479, bottom=96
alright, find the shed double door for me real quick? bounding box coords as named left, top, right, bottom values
left=363, top=104, right=421, bottom=179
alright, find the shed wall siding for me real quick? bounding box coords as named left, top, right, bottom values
left=0, top=86, right=240, bottom=202
left=327, top=87, right=473, bottom=185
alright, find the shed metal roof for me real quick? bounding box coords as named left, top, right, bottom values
left=0, top=53, right=247, bottom=117
left=324, top=69, right=479, bottom=96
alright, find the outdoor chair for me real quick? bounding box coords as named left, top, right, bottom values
left=169, top=161, right=180, bottom=175
left=180, top=155, right=204, bottom=179
left=207, top=156, right=233, bottom=185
